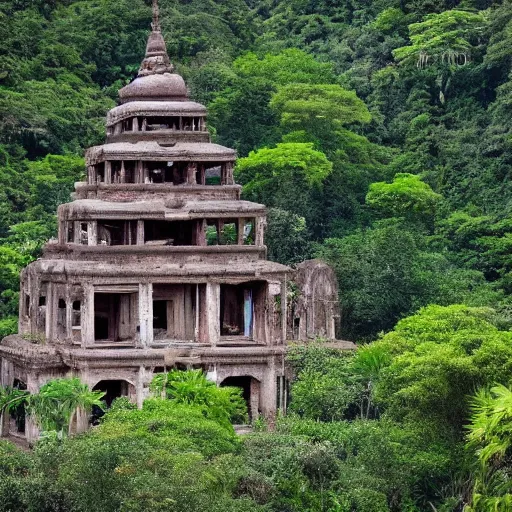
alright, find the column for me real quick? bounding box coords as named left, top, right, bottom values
left=237, top=218, right=245, bottom=245
left=136, top=220, right=145, bottom=245
left=250, top=379, right=261, bottom=421
left=281, top=278, right=287, bottom=344
left=186, top=163, right=197, bottom=185
left=58, top=220, right=66, bottom=245
left=260, top=359, right=277, bottom=426
left=87, top=221, right=97, bottom=246
left=65, top=289, right=73, bottom=342
left=81, top=283, right=94, bottom=347
left=45, top=282, right=54, bottom=342
left=87, top=165, right=95, bottom=185
left=137, top=160, right=143, bottom=184
left=206, top=283, right=220, bottom=346
left=25, top=375, right=41, bottom=444
left=120, top=161, right=126, bottom=183
left=138, top=283, right=153, bottom=347
left=104, top=161, right=112, bottom=184
left=132, top=117, right=139, bottom=132
left=73, top=221, right=81, bottom=244
left=255, top=217, right=266, bottom=246
left=195, top=219, right=207, bottom=247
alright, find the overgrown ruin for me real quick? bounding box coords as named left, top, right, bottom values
left=0, top=1, right=352, bottom=443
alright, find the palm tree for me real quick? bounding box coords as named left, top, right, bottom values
left=464, top=384, right=512, bottom=511
left=28, top=378, right=105, bottom=438
left=0, top=385, right=29, bottom=432
left=150, top=369, right=247, bottom=426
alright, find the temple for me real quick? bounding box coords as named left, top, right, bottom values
left=0, top=1, right=349, bottom=443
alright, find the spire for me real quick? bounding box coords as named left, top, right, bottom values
left=151, top=0, right=161, bottom=32
left=138, top=0, right=174, bottom=77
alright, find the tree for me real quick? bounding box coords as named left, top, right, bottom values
left=366, top=305, right=512, bottom=436
left=465, top=384, right=512, bottom=511
left=270, top=83, right=372, bottom=156
left=393, top=9, right=488, bottom=101
left=28, top=378, right=105, bottom=437
left=265, top=208, right=313, bottom=265
left=0, top=386, right=28, bottom=420
left=235, top=142, right=332, bottom=225
left=366, top=172, right=442, bottom=226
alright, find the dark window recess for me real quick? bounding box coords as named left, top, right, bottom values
left=144, top=220, right=195, bottom=245
left=153, top=300, right=168, bottom=330
left=58, top=299, right=66, bottom=309
left=39, top=296, right=46, bottom=306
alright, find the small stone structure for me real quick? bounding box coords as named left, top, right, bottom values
left=0, top=1, right=352, bottom=443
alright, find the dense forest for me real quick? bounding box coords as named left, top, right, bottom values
left=1, top=0, right=512, bottom=509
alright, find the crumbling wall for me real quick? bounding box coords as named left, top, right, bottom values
left=289, top=259, right=340, bottom=341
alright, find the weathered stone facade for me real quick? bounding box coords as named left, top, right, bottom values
left=0, top=1, right=351, bottom=443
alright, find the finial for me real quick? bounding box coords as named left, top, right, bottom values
left=137, top=0, right=174, bottom=77
left=151, top=0, right=161, bottom=32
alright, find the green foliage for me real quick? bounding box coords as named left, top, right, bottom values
left=271, top=83, right=372, bottom=153
left=28, top=378, right=105, bottom=437
left=150, top=369, right=248, bottom=426
left=465, top=384, right=512, bottom=511
left=287, top=344, right=364, bottom=421
left=366, top=305, right=512, bottom=436
left=393, top=10, right=488, bottom=69
left=2, top=1, right=512, bottom=509
left=317, top=221, right=492, bottom=339
left=236, top=142, right=332, bottom=225
left=0, top=400, right=260, bottom=512
left=265, top=208, right=313, bottom=265
left=366, top=172, right=443, bottom=224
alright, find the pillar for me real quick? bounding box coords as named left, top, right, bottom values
left=120, top=161, right=126, bottom=183
left=281, top=278, right=287, bottom=344
left=138, top=283, right=153, bottom=347
left=82, top=283, right=94, bottom=347
left=136, top=220, right=145, bottom=245
left=260, top=359, right=277, bottom=425
left=87, top=221, right=97, bottom=246
left=104, top=161, right=112, bottom=184
left=132, top=117, right=139, bottom=132
left=250, top=378, right=261, bottom=422
left=256, top=217, right=266, bottom=246
left=45, top=282, right=55, bottom=342
left=25, top=375, right=41, bottom=444
left=195, top=219, right=207, bottom=247
left=65, top=288, right=73, bottom=342
left=58, top=220, right=66, bottom=245
left=136, top=366, right=145, bottom=409
left=137, top=160, right=143, bottom=184
left=237, top=218, right=245, bottom=245
left=206, top=283, right=220, bottom=346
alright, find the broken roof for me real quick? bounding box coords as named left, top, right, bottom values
left=86, top=141, right=235, bottom=164
left=107, top=101, right=207, bottom=127
left=59, top=199, right=265, bottom=219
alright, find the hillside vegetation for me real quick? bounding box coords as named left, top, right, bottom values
left=1, top=0, right=512, bottom=509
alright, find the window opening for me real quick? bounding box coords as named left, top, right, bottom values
left=204, top=165, right=221, bottom=185
left=220, top=284, right=254, bottom=337
left=94, top=293, right=135, bottom=342
left=80, top=223, right=88, bottom=245
left=144, top=220, right=196, bottom=246
left=97, top=221, right=136, bottom=246
left=67, top=222, right=75, bottom=243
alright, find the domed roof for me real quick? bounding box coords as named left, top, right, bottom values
left=119, top=73, right=188, bottom=103
left=146, top=31, right=167, bottom=57
left=118, top=0, right=188, bottom=102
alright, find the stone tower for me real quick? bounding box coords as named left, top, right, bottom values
left=0, top=1, right=292, bottom=442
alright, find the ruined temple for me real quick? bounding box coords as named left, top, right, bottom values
left=0, top=1, right=349, bottom=442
